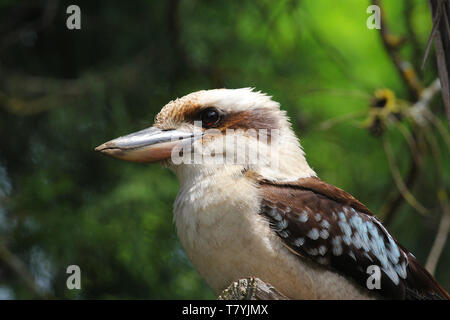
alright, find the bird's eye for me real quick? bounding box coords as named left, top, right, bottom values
left=200, top=107, right=221, bottom=128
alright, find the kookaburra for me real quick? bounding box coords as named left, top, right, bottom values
left=96, top=88, right=449, bottom=300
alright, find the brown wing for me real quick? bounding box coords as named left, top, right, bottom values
left=258, top=177, right=450, bottom=300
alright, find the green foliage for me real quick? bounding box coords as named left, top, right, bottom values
left=0, top=0, right=448, bottom=299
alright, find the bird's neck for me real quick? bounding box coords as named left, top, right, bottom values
left=170, top=132, right=316, bottom=186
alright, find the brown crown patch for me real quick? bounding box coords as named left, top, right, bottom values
left=156, top=98, right=281, bottom=136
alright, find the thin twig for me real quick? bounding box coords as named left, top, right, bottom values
left=407, top=79, right=441, bottom=125
left=427, top=0, right=450, bottom=126
left=318, top=110, right=367, bottom=131
left=404, top=0, right=422, bottom=70
left=382, top=136, right=429, bottom=216
left=426, top=210, right=450, bottom=275
left=380, top=79, right=442, bottom=225
left=0, top=242, right=49, bottom=299
left=372, top=0, right=423, bottom=100
left=421, top=123, right=450, bottom=275
left=391, top=119, right=422, bottom=165
left=421, top=0, right=443, bottom=71
left=424, top=110, right=450, bottom=151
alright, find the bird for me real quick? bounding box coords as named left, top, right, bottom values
left=95, top=88, right=449, bottom=300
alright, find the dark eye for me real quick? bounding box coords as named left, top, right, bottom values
left=200, top=107, right=221, bottom=128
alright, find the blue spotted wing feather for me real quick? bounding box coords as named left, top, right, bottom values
left=259, top=177, right=450, bottom=300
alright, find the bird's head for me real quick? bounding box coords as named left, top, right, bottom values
left=96, top=88, right=316, bottom=182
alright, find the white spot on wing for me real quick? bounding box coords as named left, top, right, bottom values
left=268, top=207, right=282, bottom=221
left=320, top=220, right=330, bottom=229
left=276, top=219, right=288, bottom=230
left=299, top=211, right=308, bottom=223
left=279, top=230, right=289, bottom=238
left=294, top=237, right=305, bottom=247
left=332, top=237, right=343, bottom=256
left=319, top=229, right=329, bottom=239
left=395, top=261, right=407, bottom=279
left=307, top=228, right=319, bottom=240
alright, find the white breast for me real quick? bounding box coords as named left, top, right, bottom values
left=172, top=165, right=376, bottom=299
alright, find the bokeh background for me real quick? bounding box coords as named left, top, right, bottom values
left=0, top=0, right=448, bottom=299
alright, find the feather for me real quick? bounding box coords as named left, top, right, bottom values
left=258, top=177, right=450, bottom=300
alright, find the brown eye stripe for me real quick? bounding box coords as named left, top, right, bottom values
left=183, top=107, right=280, bottom=136
left=221, top=108, right=280, bottom=131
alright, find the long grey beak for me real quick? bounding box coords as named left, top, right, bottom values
left=95, top=127, right=194, bottom=163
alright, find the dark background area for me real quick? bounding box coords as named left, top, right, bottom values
left=0, top=0, right=448, bottom=299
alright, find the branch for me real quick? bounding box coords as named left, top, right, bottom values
left=382, top=136, right=428, bottom=216
left=404, top=0, right=423, bottom=70
left=426, top=0, right=450, bottom=126
left=0, top=0, right=59, bottom=53
left=421, top=120, right=450, bottom=275
left=218, top=278, right=289, bottom=300
left=0, top=242, right=49, bottom=299
left=369, top=1, right=429, bottom=225
left=372, top=0, right=423, bottom=101
left=425, top=205, right=450, bottom=275
left=380, top=80, right=442, bottom=225
left=407, top=79, right=442, bottom=125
